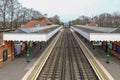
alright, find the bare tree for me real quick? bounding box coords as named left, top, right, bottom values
left=113, top=12, right=120, bottom=27
left=13, top=2, right=22, bottom=28
left=0, top=0, right=43, bottom=29
left=31, top=9, right=42, bottom=20
left=0, top=0, right=9, bottom=28
left=8, top=0, right=20, bottom=29
left=49, top=15, right=61, bottom=25
left=18, top=8, right=42, bottom=25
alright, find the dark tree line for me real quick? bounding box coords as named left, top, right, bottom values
left=94, top=12, right=120, bottom=27
left=0, top=0, right=42, bottom=29
left=49, top=15, right=62, bottom=25
left=70, top=12, right=120, bottom=27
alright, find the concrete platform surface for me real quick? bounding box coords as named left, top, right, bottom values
left=0, top=44, right=44, bottom=80
left=81, top=36, right=120, bottom=80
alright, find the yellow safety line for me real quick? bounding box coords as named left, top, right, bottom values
left=80, top=41, right=105, bottom=80
left=83, top=50, right=105, bottom=80
left=72, top=31, right=105, bottom=80
left=21, top=28, right=62, bottom=80
left=32, top=29, right=105, bottom=80
left=31, top=54, right=47, bottom=80
left=31, top=29, right=62, bottom=80
left=81, top=46, right=105, bottom=80
left=89, top=57, right=105, bottom=80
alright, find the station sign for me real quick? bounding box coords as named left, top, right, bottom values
left=93, top=41, right=102, bottom=46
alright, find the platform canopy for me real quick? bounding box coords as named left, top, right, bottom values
left=71, top=25, right=120, bottom=41
left=4, top=25, right=62, bottom=42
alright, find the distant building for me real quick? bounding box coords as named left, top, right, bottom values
left=0, top=17, right=53, bottom=67
left=63, top=22, right=69, bottom=27
left=0, top=41, right=14, bottom=67
left=88, top=21, right=96, bottom=26
left=23, top=17, right=52, bottom=28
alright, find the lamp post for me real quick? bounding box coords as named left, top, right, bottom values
left=26, top=41, right=30, bottom=63
left=40, top=42, right=43, bottom=49
left=106, top=41, right=110, bottom=63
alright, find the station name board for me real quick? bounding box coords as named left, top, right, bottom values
left=93, top=41, right=102, bottom=46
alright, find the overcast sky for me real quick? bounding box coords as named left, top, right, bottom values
left=18, top=0, right=120, bottom=22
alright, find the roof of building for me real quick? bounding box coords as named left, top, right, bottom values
left=23, top=17, right=52, bottom=28
left=4, top=25, right=62, bottom=42
left=75, top=26, right=103, bottom=33
left=12, top=25, right=59, bottom=33
left=39, top=17, right=52, bottom=25
left=88, top=21, right=96, bottom=26
left=72, top=25, right=120, bottom=41
left=75, top=25, right=119, bottom=33
left=22, top=20, right=40, bottom=28
left=111, top=28, right=120, bottom=33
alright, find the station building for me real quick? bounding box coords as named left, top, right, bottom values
left=0, top=17, right=61, bottom=67
left=0, top=38, right=14, bottom=67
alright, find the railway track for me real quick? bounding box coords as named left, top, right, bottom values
left=37, top=28, right=98, bottom=80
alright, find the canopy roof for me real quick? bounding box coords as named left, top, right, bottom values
left=4, top=25, right=62, bottom=42
left=72, top=25, right=120, bottom=41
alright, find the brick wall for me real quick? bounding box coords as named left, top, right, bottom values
left=0, top=41, right=14, bottom=67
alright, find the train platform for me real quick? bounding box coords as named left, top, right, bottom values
left=0, top=40, right=51, bottom=80
left=79, top=34, right=120, bottom=80
left=0, top=44, right=40, bottom=80
left=0, top=28, right=59, bottom=80
left=71, top=25, right=120, bottom=79
left=1, top=28, right=119, bottom=80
